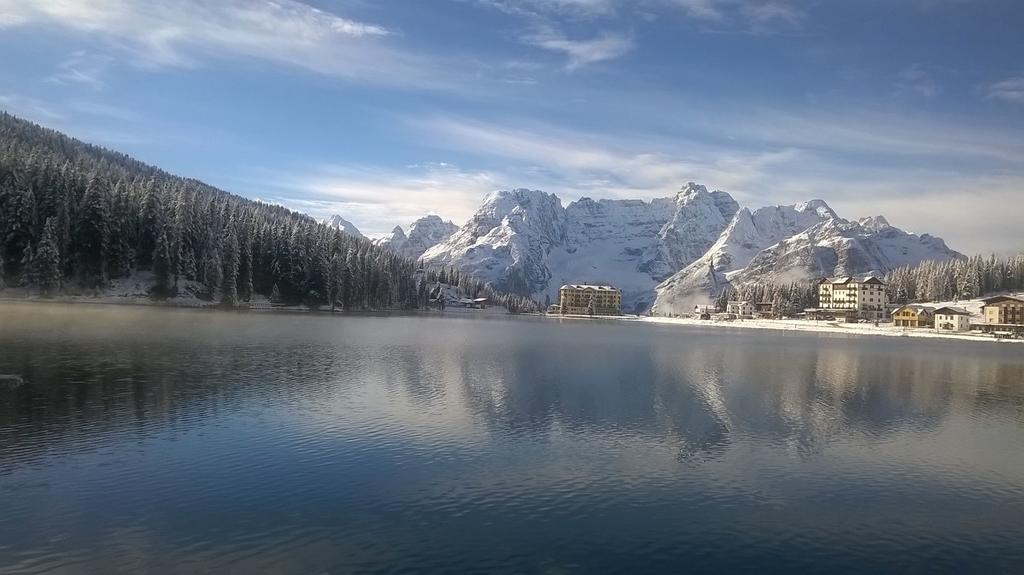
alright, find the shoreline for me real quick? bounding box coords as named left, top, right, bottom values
left=549, top=312, right=1024, bottom=344
left=2, top=296, right=1021, bottom=344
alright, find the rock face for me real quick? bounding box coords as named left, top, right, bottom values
left=418, top=182, right=962, bottom=315
left=651, top=206, right=963, bottom=315
left=650, top=200, right=839, bottom=314
left=323, top=215, right=365, bottom=239
left=421, top=183, right=738, bottom=312
left=377, top=215, right=458, bottom=260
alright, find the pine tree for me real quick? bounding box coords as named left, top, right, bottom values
left=35, top=218, right=62, bottom=296
left=77, top=175, right=110, bottom=286
left=19, top=244, right=34, bottom=296
left=221, top=226, right=240, bottom=306
left=153, top=228, right=174, bottom=297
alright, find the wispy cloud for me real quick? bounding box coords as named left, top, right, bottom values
left=48, top=50, right=112, bottom=90
left=986, top=76, right=1024, bottom=105
left=522, top=27, right=633, bottom=69
left=0, top=93, right=64, bottom=121
left=406, top=115, right=803, bottom=206
left=0, top=0, right=449, bottom=88
left=230, top=162, right=505, bottom=237
left=895, top=64, right=940, bottom=99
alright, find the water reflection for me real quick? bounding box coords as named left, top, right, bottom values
left=2, top=303, right=1024, bottom=573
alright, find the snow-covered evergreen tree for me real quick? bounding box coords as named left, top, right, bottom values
left=35, top=217, right=61, bottom=296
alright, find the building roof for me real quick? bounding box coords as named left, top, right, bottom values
left=560, top=284, right=620, bottom=292
left=821, top=275, right=885, bottom=285
left=934, top=306, right=970, bottom=316
left=891, top=304, right=934, bottom=317
left=980, top=295, right=1024, bottom=306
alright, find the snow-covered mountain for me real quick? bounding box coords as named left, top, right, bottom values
left=323, top=214, right=365, bottom=239
left=376, top=215, right=459, bottom=260
left=651, top=208, right=963, bottom=315
left=418, top=182, right=961, bottom=314
left=421, top=183, right=738, bottom=311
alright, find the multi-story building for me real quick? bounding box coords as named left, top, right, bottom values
left=818, top=276, right=888, bottom=321
left=726, top=300, right=754, bottom=317
left=559, top=284, right=622, bottom=316
left=891, top=304, right=934, bottom=328
left=934, top=306, right=971, bottom=332
left=981, top=296, right=1024, bottom=325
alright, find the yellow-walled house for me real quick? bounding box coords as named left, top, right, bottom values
left=891, top=304, right=934, bottom=328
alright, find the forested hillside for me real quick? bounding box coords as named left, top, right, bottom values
left=0, top=112, right=535, bottom=312
left=717, top=253, right=1024, bottom=318
left=884, top=254, right=1024, bottom=304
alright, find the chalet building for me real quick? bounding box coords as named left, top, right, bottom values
left=934, top=307, right=971, bottom=332
left=818, top=276, right=888, bottom=321
left=981, top=296, right=1024, bottom=325
left=891, top=305, right=934, bottom=328
left=754, top=302, right=775, bottom=318
left=558, top=284, right=622, bottom=316
left=726, top=300, right=754, bottom=317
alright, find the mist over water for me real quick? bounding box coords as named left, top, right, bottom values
left=1, top=303, right=1023, bottom=574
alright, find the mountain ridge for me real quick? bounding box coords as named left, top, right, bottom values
left=412, top=183, right=962, bottom=313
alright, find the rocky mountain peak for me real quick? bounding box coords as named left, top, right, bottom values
left=324, top=215, right=365, bottom=239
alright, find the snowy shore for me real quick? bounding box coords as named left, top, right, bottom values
left=550, top=313, right=1024, bottom=344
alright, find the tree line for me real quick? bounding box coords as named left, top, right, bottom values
left=883, top=254, right=1024, bottom=305
left=0, top=112, right=536, bottom=313
left=714, top=253, right=1024, bottom=317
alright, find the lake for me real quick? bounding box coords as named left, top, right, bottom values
left=1, top=302, right=1023, bottom=574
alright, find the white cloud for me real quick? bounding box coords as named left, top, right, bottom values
left=522, top=28, right=634, bottom=69
left=986, top=76, right=1024, bottom=105
left=230, top=162, right=505, bottom=237
left=48, top=50, right=112, bottom=90
left=0, top=0, right=448, bottom=87
left=896, top=64, right=940, bottom=99
left=406, top=115, right=802, bottom=207
left=0, top=93, right=64, bottom=121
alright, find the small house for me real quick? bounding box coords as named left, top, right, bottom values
left=754, top=302, right=775, bottom=318
left=891, top=305, right=934, bottom=328
left=934, top=306, right=971, bottom=332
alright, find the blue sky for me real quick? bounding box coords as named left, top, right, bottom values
left=1, top=0, right=1022, bottom=253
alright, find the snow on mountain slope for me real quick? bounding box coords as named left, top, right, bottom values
left=421, top=189, right=567, bottom=296
left=731, top=217, right=962, bottom=285
left=652, top=211, right=963, bottom=315
left=323, top=214, right=365, bottom=239
left=650, top=200, right=838, bottom=314
left=421, top=183, right=738, bottom=312
left=377, top=215, right=458, bottom=260
left=419, top=182, right=961, bottom=315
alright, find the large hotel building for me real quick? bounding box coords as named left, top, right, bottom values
left=558, top=284, right=622, bottom=316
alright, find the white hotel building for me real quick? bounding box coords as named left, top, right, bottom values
left=817, top=276, right=888, bottom=321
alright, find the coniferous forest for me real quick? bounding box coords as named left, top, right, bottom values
left=0, top=112, right=537, bottom=313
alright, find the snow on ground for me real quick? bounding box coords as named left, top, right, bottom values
left=550, top=292, right=1024, bottom=344
left=634, top=316, right=1022, bottom=344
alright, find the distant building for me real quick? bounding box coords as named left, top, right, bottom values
left=934, top=306, right=971, bottom=332
left=559, top=284, right=622, bottom=316
left=754, top=302, right=775, bottom=318
left=981, top=296, right=1024, bottom=325
left=547, top=304, right=562, bottom=314
left=891, top=304, right=934, bottom=328
left=726, top=300, right=754, bottom=317
left=693, top=304, right=713, bottom=320
left=818, top=276, right=888, bottom=321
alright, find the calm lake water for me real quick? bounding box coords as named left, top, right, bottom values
left=1, top=302, right=1023, bottom=574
